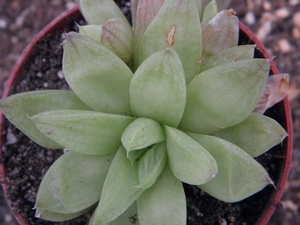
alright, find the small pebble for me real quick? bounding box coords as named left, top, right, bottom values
left=278, top=39, right=292, bottom=53
left=292, top=26, right=300, bottom=39
left=219, top=218, right=227, bottom=225
left=289, top=0, right=300, bottom=6
left=282, top=200, right=298, bottom=211
left=275, top=7, right=290, bottom=19
left=245, top=11, right=256, bottom=25
left=66, top=1, right=77, bottom=10
left=4, top=214, right=14, bottom=223
left=0, top=18, right=7, bottom=29
left=293, top=12, right=300, bottom=28
left=263, top=2, right=272, bottom=11
left=57, top=70, right=64, bottom=79
left=6, top=131, right=17, bottom=145
left=37, top=72, right=43, bottom=78
left=256, top=20, right=272, bottom=42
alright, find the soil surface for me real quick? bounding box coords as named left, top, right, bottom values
left=0, top=0, right=299, bottom=225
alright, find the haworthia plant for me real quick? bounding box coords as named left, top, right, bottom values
left=0, top=0, right=289, bottom=224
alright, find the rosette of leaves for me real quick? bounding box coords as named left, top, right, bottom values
left=0, top=0, right=289, bottom=224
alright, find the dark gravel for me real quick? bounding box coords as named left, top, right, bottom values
left=1, top=1, right=299, bottom=225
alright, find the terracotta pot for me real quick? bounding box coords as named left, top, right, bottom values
left=0, top=6, right=293, bottom=225
left=238, top=21, right=293, bottom=224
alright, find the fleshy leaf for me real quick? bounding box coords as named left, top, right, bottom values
left=202, top=9, right=239, bottom=59
left=89, top=202, right=139, bottom=225
left=164, top=125, right=217, bottom=185
left=130, top=49, right=186, bottom=127
left=63, top=32, right=133, bottom=116
left=121, top=118, right=165, bottom=155
left=35, top=151, right=114, bottom=213
left=79, top=0, right=130, bottom=27
left=0, top=90, right=90, bottom=148
left=254, top=74, right=289, bottom=114
left=134, top=0, right=164, bottom=66
left=78, top=24, right=102, bottom=43
left=179, top=59, right=270, bottom=134
left=137, top=142, right=167, bottom=188
left=188, top=133, right=273, bottom=202
left=91, top=146, right=144, bottom=224
left=127, top=148, right=148, bottom=165
left=215, top=0, right=232, bottom=11
left=138, top=0, right=202, bottom=83
left=199, top=45, right=255, bottom=72
left=201, top=0, right=218, bottom=26
left=137, top=166, right=186, bottom=225
left=101, top=18, right=134, bottom=63
left=79, top=19, right=134, bottom=63
left=35, top=205, right=95, bottom=222
left=201, top=0, right=232, bottom=13
left=212, top=113, right=288, bottom=157
left=194, top=0, right=203, bottom=19
left=32, top=110, right=134, bottom=155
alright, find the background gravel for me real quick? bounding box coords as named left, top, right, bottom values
left=1, top=0, right=299, bottom=225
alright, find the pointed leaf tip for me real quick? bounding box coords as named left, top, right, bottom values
left=189, top=134, right=273, bottom=202
left=180, top=59, right=270, bottom=134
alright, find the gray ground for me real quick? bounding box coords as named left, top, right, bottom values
left=1, top=0, right=300, bottom=225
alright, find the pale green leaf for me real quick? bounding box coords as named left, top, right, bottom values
left=137, top=142, right=167, bottom=188
left=202, top=9, right=239, bottom=59
left=137, top=166, right=186, bottom=225
left=79, top=19, right=134, bottom=63
left=78, top=24, right=102, bottom=43
left=188, top=133, right=273, bottom=202
left=35, top=151, right=114, bottom=213
left=201, top=0, right=218, bottom=26
left=121, top=118, right=165, bottom=155
left=35, top=204, right=95, bottom=222
left=133, top=0, right=164, bottom=66
left=199, top=45, right=255, bottom=72
left=194, top=0, right=203, bottom=19
left=89, top=202, right=139, bottom=225
left=32, top=110, right=134, bottom=155
left=127, top=149, right=148, bottom=165
left=212, top=113, right=288, bottom=157
left=138, top=0, right=202, bottom=83
left=130, top=49, right=186, bottom=127
left=79, top=0, right=130, bottom=27
left=201, top=0, right=232, bottom=13
left=91, top=146, right=144, bottom=224
left=63, top=32, right=133, bottom=116
left=179, top=59, right=270, bottom=134
left=0, top=90, right=90, bottom=148
left=101, top=18, right=134, bottom=63
left=164, top=125, right=217, bottom=185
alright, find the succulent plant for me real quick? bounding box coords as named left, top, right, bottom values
left=0, top=0, right=289, bottom=224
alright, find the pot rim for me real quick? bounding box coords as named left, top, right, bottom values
left=238, top=21, right=293, bottom=224
left=0, top=7, right=293, bottom=225
left=0, top=6, right=83, bottom=225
